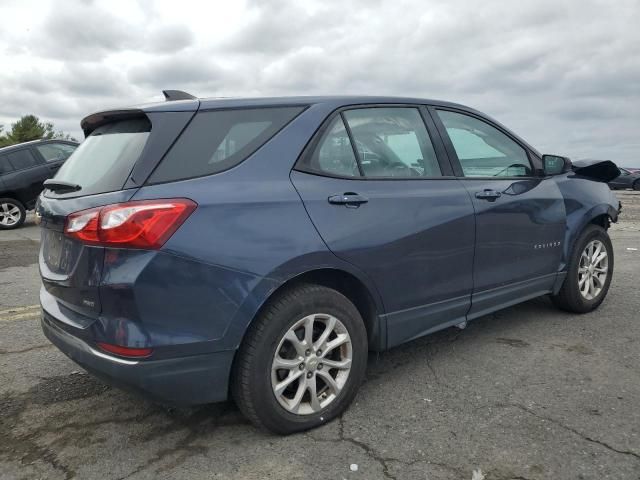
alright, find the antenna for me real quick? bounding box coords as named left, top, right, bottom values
left=162, top=90, right=197, bottom=101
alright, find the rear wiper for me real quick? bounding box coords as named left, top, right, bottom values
left=43, top=179, right=82, bottom=193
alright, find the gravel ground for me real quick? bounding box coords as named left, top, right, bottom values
left=0, top=193, right=639, bottom=480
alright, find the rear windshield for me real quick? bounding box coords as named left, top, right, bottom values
left=49, top=117, right=150, bottom=197
left=148, top=106, right=304, bottom=184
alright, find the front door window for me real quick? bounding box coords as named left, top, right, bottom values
left=437, top=110, right=532, bottom=177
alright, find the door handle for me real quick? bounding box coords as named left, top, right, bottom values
left=49, top=165, right=61, bottom=171
left=328, top=193, right=369, bottom=208
left=475, top=189, right=502, bottom=202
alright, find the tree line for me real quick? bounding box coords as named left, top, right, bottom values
left=0, top=115, right=77, bottom=148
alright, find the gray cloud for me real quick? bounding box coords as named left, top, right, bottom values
left=0, top=0, right=639, bottom=165
left=144, top=25, right=194, bottom=53
left=221, top=1, right=343, bottom=55
left=28, top=2, right=194, bottom=60
left=127, top=55, right=233, bottom=91
left=32, top=4, right=139, bottom=60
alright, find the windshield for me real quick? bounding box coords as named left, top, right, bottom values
left=48, top=117, right=150, bottom=197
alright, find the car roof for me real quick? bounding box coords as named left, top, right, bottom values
left=80, top=94, right=541, bottom=157
left=196, top=95, right=471, bottom=110
left=122, top=95, right=473, bottom=113
left=82, top=95, right=482, bottom=132
left=0, top=138, right=78, bottom=154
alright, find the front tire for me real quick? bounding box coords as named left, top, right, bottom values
left=552, top=224, right=613, bottom=313
left=231, top=284, right=368, bottom=434
left=633, top=180, right=640, bottom=191
left=0, top=198, right=26, bottom=230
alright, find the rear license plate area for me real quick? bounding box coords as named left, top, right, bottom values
left=43, top=230, right=64, bottom=269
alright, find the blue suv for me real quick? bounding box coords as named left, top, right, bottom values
left=38, top=92, right=620, bottom=433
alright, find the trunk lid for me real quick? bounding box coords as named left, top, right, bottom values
left=39, top=190, right=137, bottom=320
left=38, top=106, right=197, bottom=321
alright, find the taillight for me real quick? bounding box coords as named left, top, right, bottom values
left=97, top=342, right=153, bottom=358
left=64, top=199, right=197, bottom=249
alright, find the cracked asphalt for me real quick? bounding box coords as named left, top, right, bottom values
left=1, top=193, right=639, bottom=480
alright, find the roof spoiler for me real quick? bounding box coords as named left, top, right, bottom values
left=162, top=90, right=197, bottom=101
left=81, top=109, right=146, bottom=136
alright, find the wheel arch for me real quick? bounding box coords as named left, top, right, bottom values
left=0, top=193, right=24, bottom=206
left=245, top=267, right=386, bottom=353
left=227, top=266, right=386, bottom=401
left=563, top=204, right=617, bottom=270
left=588, top=212, right=613, bottom=230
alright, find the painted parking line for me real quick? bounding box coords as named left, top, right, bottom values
left=0, top=304, right=41, bottom=322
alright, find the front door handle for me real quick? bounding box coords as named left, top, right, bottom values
left=328, top=193, right=369, bottom=208
left=475, top=189, right=502, bottom=202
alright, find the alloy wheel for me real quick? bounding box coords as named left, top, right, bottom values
left=578, top=239, right=609, bottom=300
left=0, top=202, right=22, bottom=227
left=271, top=313, right=352, bottom=415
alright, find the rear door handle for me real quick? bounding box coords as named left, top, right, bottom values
left=475, top=189, right=502, bottom=202
left=328, top=193, right=369, bottom=208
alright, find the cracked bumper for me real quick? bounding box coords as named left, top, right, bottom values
left=41, top=312, right=235, bottom=406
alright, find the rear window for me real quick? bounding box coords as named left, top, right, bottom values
left=50, top=118, right=150, bottom=197
left=148, top=106, right=304, bottom=184
left=36, top=143, right=77, bottom=162
left=0, top=154, right=12, bottom=174
left=7, top=149, right=39, bottom=170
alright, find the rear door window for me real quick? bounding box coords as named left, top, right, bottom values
left=148, top=106, right=304, bottom=184
left=7, top=149, right=40, bottom=171
left=0, top=154, right=13, bottom=174
left=298, top=107, right=442, bottom=178
left=36, top=143, right=77, bottom=162
left=299, top=116, right=361, bottom=177
left=343, top=108, right=441, bottom=178
left=50, top=117, right=151, bottom=197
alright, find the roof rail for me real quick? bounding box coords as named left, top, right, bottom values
left=162, top=90, right=197, bottom=101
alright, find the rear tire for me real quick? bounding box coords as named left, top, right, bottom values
left=231, top=284, right=368, bottom=434
left=0, top=198, right=26, bottom=230
left=552, top=225, right=613, bottom=313
left=633, top=180, right=640, bottom=191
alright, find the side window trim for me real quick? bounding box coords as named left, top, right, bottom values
left=340, top=112, right=365, bottom=177
left=418, top=106, right=454, bottom=176
left=427, top=106, right=464, bottom=177
left=294, top=103, right=457, bottom=180
left=428, top=106, right=539, bottom=179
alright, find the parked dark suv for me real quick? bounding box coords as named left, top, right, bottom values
left=608, top=167, right=640, bottom=190
left=0, top=139, right=78, bottom=229
left=38, top=92, right=620, bottom=434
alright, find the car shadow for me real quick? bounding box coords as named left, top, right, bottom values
left=1, top=293, right=570, bottom=469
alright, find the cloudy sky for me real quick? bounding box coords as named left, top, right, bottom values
left=1, top=0, right=638, bottom=165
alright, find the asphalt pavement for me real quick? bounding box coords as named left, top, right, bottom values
left=1, top=194, right=639, bottom=480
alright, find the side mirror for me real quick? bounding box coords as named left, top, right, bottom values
left=542, top=154, right=572, bottom=175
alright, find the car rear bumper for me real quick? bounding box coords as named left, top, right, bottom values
left=41, top=310, right=235, bottom=406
